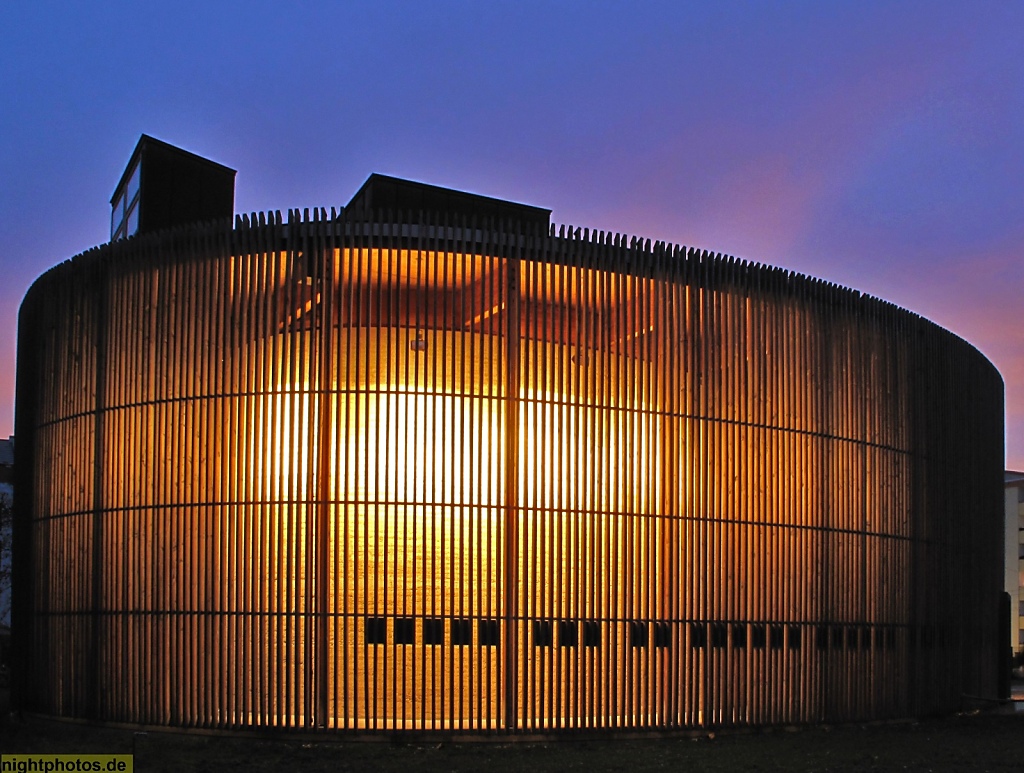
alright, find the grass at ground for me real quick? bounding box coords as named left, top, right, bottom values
left=3, top=704, right=1024, bottom=772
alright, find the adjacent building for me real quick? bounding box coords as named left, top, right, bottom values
left=0, top=435, right=12, bottom=491
left=1005, top=471, right=1024, bottom=654
left=12, top=138, right=1006, bottom=732
left=0, top=435, right=12, bottom=631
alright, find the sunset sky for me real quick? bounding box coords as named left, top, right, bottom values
left=2, top=1, right=1023, bottom=465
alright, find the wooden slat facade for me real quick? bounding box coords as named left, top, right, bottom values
left=12, top=208, right=1004, bottom=731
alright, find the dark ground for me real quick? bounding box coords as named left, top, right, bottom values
left=2, top=687, right=1023, bottom=772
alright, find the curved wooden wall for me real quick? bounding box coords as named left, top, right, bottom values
left=13, top=209, right=1004, bottom=731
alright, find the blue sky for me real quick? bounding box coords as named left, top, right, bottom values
left=3, top=1, right=1023, bottom=464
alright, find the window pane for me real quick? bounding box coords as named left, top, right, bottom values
left=126, top=202, right=139, bottom=237
left=111, top=192, right=125, bottom=239
left=126, top=162, right=140, bottom=203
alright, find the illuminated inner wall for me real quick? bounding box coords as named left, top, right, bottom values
left=13, top=210, right=1004, bottom=731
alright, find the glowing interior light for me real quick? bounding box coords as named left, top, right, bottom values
left=21, top=214, right=1002, bottom=733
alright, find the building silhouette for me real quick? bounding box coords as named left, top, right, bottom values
left=110, top=134, right=234, bottom=241
left=0, top=435, right=12, bottom=632
left=1005, top=472, right=1024, bottom=654
left=12, top=138, right=1005, bottom=731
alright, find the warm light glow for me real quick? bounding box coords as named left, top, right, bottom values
left=19, top=214, right=1003, bottom=732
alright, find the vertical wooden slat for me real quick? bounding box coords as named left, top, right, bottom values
left=14, top=196, right=1005, bottom=734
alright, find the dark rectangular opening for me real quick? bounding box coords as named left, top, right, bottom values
left=788, top=625, right=801, bottom=650
left=653, top=622, right=671, bottom=648
left=732, top=624, right=747, bottom=649
left=631, top=621, right=648, bottom=648
left=395, top=617, right=415, bottom=644
left=533, top=620, right=553, bottom=647
left=711, top=623, right=727, bottom=649
left=751, top=624, right=766, bottom=649
left=365, top=617, right=387, bottom=645
left=583, top=621, right=600, bottom=647
left=479, top=619, right=500, bottom=646
left=559, top=620, right=578, bottom=647
left=452, top=618, right=472, bottom=645
left=423, top=618, right=444, bottom=645
left=691, top=623, right=706, bottom=649
left=770, top=625, right=784, bottom=650
left=816, top=625, right=829, bottom=651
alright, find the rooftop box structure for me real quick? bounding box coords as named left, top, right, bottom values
left=109, top=134, right=235, bottom=241
left=346, top=173, right=551, bottom=227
